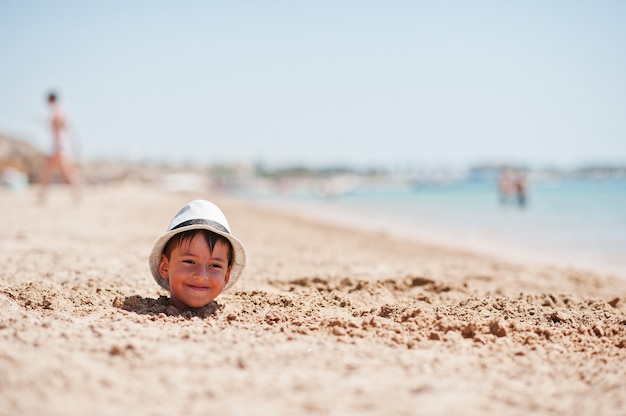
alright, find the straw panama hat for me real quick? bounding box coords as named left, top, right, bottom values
left=149, top=200, right=247, bottom=292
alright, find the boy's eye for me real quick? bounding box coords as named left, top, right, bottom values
left=183, top=259, right=195, bottom=264
left=210, top=263, right=223, bottom=269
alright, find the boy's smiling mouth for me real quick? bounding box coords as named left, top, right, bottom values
left=187, top=285, right=209, bottom=291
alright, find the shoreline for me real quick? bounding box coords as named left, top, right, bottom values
left=239, top=193, right=626, bottom=280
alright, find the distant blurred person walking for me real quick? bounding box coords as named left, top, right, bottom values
left=38, top=91, right=81, bottom=203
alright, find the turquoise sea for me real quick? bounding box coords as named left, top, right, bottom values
left=247, top=178, right=626, bottom=277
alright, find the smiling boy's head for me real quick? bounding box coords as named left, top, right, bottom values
left=158, top=230, right=234, bottom=309
left=149, top=200, right=247, bottom=309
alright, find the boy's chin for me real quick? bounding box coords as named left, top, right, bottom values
left=169, top=297, right=214, bottom=310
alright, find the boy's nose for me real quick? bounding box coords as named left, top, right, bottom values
left=196, top=264, right=216, bottom=279
left=195, top=265, right=210, bottom=278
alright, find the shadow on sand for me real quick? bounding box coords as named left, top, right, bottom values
left=113, top=295, right=222, bottom=319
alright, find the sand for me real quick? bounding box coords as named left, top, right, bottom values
left=1, top=185, right=625, bottom=416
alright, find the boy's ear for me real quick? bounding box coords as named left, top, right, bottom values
left=158, top=254, right=170, bottom=280
left=224, top=266, right=232, bottom=285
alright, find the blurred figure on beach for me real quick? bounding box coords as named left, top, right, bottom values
left=498, top=166, right=527, bottom=208
left=514, top=170, right=527, bottom=207
left=498, top=166, right=515, bottom=205
left=38, top=91, right=81, bottom=203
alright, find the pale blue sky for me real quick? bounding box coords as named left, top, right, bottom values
left=1, top=1, right=625, bottom=168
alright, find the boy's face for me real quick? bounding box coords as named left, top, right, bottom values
left=158, top=233, right=232, bottom=309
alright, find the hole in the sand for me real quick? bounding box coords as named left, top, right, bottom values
left=113, top=295, right=222, bottom=319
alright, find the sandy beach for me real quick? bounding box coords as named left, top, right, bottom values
left=1, top=184, right=625, bottom=416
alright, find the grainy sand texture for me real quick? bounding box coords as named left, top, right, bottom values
left=1, top=185, right=625, bottom=415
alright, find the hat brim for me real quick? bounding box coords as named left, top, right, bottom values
left=149, top=224, right=247, bottom=292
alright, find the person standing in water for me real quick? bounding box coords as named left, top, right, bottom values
left=514, top=170, right=527, bottom=207
left=38, top=91, right=81, bottom=203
